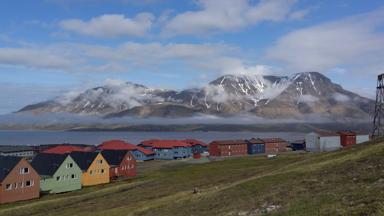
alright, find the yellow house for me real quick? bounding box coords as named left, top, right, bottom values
left=70, top=152, right=110, bottom=186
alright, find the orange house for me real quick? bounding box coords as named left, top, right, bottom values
left=70, top=152, right=110, bottom=186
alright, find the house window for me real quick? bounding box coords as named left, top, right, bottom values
left=71, top=174, right=76, bottom=179
left=97, top=160, right=103, bottom=164
left=90, top=170, right=93, bottom=175
left=19, top=182, right=24, bottom=188
left=26, top=180, right=34, bottom=187
left=67, top=163, right=73, bottom=168
left=14, top=183, right=18, bottom=189
left=5, top=184, right=12, bottom=190
left=20, top=167, right=29, bottom=174
left=115, top=168, right=118, bottom=174
left=56, top=176, right=61, bottom=181
left=101, top=169, right=104, bottom=174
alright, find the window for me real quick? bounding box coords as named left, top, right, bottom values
left=90, top=170, right=93, bottom=175
left=19, top=167, right=29, bottom=174
left=97, top=159, right=103, bottom=164
left=14, top=183, right=18, bottom=189
left=66, top=163, right=73, bottom=168
left=5, top=184, right=12, bottom=190
left=19, top=182, right=23, bottom=188
left=56, top=176, right=61, bottom=181
left=26, top=180, right=34, bottom=187
left=101, top=169, right=104, bottom=174
left=71, top=174, right=76, bottom=179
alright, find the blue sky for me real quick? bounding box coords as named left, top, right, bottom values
left=0, top=0, right=383, bottom=114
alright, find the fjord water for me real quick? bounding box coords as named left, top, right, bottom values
left=0, top=131, right=305, bottom=146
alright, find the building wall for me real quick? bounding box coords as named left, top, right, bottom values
left=0, top=151, right=35, bottom=158
left=110, top=152, right=136, bottom=180
left=173, top=147, right=192, bottom=158
left=340, top=135, right=356, bottom=147
left=192, top=145, right=207, bottom=154
left=40, top=156, right=82, bottom=194
left=247, top=143, right=265, bottom=154
left=153, top=148, right=174, bottom=160
left=217, top=144, right=248, bottom=156
left=356, top=135, right=369, bottom=144
left=82, top=154, right=110, bottom=186
left=305, top=133, right=320, bottom=152
left=319, top=136, right=341, bottom=152
left=265, top=142, right=288, bottom=154
left=0, top=159, right=40, bottom=204
left=209, top=143, right=220, bottom=156
left=131, top=150, right=154, bottom=161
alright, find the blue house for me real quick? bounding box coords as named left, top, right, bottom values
left=290, top=140, right=306, bottom=151
left=184, top=139, right=208, bottom=154
left=131, top=148, right=155, bottom=161
left=246, top=138, right=265, bottom=154
left=140, top=140, right=192, bottom=160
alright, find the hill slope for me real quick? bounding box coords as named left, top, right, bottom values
left=1, top=140, right=383, bottom=216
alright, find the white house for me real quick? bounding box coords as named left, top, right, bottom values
left=305, top=132, right=342, bottom=152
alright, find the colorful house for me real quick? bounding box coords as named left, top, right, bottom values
left=70, top=152, right=110, bottom=186
left=262, top=138, right=289, bottom=154
left=0, top=156, right=40, bottom=204
left=101, top=150, right=136, bottom=180
left=184, top=139, right=208, bottom=154
left=338, top=131, right=356, bottom=147
left=140, top=140, right=192, bottom=160
left=97, top=140, right=155, bottom=161
left=42, top=144, right=95, bottom=154
left=245, top=138, right=265, bottom=154
left=31, top=153, right=82, bottom=194
left=209, top=140, right=248, bottom=157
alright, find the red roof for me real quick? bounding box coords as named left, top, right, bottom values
left=42, top=145, right=93, bottom=154
left=97, top=140, right=154, bottom=155
left=184, top=139, right=208, bottom=147
left=141, top=140, right=191, bottom=149
left=210, top=140, right=247, bottom=145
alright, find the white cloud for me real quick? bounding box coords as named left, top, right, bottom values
left=333, top=93, right=350, bottom=102
left=0, top=47, right=74, bottom=69
left=60, top=13, right=154, bottom=38
left=163, top=0, right=300, bottom=36
left=266, top=8, right=384, bottom=74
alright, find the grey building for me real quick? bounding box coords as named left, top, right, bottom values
left=305, top=132, right=341, bottom=152
left=356, top=134, right=370, bottom=144
left=0, top=145, right=36, bottom=159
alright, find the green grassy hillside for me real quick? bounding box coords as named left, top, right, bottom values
left=1, top=139, right=384, bottom=216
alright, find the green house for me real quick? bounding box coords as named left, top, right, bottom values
left=31, top=153, right=82, bottom=194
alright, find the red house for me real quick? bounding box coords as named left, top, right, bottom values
left=262, top=138, right=289, bottom=154
left=42, top=145, right=95, bottom=154
left=209, top=140, right=248, bottom=157
left=100, top=150, right=136, bottom=180
left=0, top=156, right=40, bottom=204
left=338, top=131, right=357, bottom=147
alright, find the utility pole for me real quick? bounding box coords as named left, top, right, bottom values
left=372, top=74, right=384, bottom=138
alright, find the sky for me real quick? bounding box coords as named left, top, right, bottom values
left=0, top=0, right=383, bottom=114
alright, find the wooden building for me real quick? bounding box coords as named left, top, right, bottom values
left=0, top=145, right=36, bottom=159
left=209, top=140, right=248, bottom=157
left=97, top=140, right=155, bottom=161
left=184, top=139, right=208, bottom=154
left=140, top=140, right=192, bottom=160
left=245, top=138, right=265, bottom=154
left=31, top=153, right=82, bottom=194
left=70, top=152, right=110, bottom=186
left=101, top=150, right=136, bottom=180
left=338, top=131, right=356, bottom=147
left=262, top=138, right=289, bottom=154
left=0, top=156, right=40, bottom=204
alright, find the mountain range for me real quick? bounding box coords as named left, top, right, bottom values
left=18, top=72, right=374, bottom=120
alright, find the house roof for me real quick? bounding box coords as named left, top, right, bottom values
left=337, top=131, right=357, bottom=136
left=42, top=145, right=92, bottom=154
left=246, top=138, right=265, bottom=144
left=31, top=153, right=67, bottom=177
left=97, top=140, right=154, bottom=155
left=101, top=150, right=130, bottom=167
left=0, top=145, right=35, bottom=153
left=210, top=140, right=247, bottom=145
left=70, top=152, right=100, bottom=171
left=315, top=131, right=340, bottom=137
left=261, top=138, right=287, bottom=143
left=141, top=140, right=191, bottom=149
left=184, top=139, right=208, bottom=147
left=0, top=156, right=22, bottom=182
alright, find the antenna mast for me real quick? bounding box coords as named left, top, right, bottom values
left=372, top=74, right=384, bottom=137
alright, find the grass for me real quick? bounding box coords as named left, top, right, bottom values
left=0, top=140, right=384, bottom=216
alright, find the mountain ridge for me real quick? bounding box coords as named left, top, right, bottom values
left=18, top=72, right=374, bottom=120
